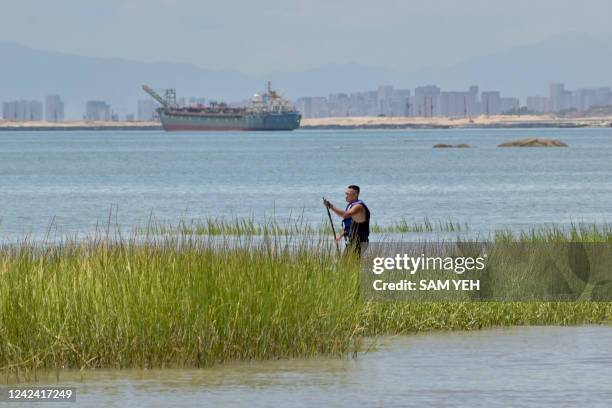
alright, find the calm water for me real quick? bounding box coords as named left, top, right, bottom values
left=1, top=128, right=611, bottom=240
left=15, top=326, right=612, bottom=407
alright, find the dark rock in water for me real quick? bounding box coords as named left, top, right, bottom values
left=433, top=143, right=472, bottom=148
left=498, top=137, right=568, bottom=147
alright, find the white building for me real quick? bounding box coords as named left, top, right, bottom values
left=349, top=91, right=378, bottom=116
left=549, top=83, right=571, bottom=112
left=296, top=97, right=329, bottom=118
left=2, top=100, right=43, bottom=121
left=570, top=87, right=611, bottom=111
left=328, top=93, right=351, bottom=117
left=390, top=89, right=411, bottom=117
left=85, top=101, right=111, bottom=121
left=481, top=91, right=501, bottom=115
left=526, top=96, right=550, bottom=113
left=376, top=85, right=394, bottom=116
left=500, top=97, right=520, bottom=114
left=437, top=86, right=479, bottom=117
left=137, top=100, right=159, bottom=121
left=45, top=95, right=64, bottom=122
left=414, top=85, right=440, bottom=117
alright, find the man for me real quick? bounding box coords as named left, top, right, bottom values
left=323, top=185, right=370, bottom=255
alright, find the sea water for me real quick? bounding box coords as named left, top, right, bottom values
left=0, top=127, right=610, bottom=241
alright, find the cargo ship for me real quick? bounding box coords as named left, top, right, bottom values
left=142, top=83, right=301, bottom=131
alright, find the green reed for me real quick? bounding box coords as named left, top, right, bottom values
left=135, top=216, right=468, bottom=236
left=495, top=222, right=612, bottom=242
left=0, top=222, right=611, bottom=376
left=371, top=217, right=468, bottom=233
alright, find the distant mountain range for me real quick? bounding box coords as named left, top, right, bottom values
left=1, top=31, right=611, bottom=118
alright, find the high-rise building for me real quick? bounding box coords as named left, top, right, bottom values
left=500, top=97, right=520, bottom=114
left=570, top=87, right=611, bottom=111
left=549, top=82, right=563, bottom=111
left=526, top=96, right=550, bottom=113
left=390, top=89, right=411, bottom=117
left=137, top=100, right=159, bottom=121
left=590, top=87, right=611, bottom=108
left=347, top=92, right=370, bottom=116
left=481, top=91, right=501, bottom=115
left=377, top=85, right=394, bottom=116
left=414, top=85, right=440, bottom=117
left=45, top=95, right=64, bottom=122
left=437, top=87, right=479, bottom=117
left=352, top=91, right=378, bottom=116
left=295, top=97, right=329, bottom=118
left=328, top=93, right=351, bottom=117
left=549, top=82, right=571, bottom=112
left=2, top=100, right=43, bottom=121
left=2, top=102, right=16, bottom=120
left=85, top=101, right=111, bottom=121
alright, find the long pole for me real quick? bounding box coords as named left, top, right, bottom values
left=325, top=204, right=341, bottom=255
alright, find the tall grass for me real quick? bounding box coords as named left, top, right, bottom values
left=370, top=217, right=468, bottom=233
left=0, top=222, right=611, bottom=376
left=0, top=233, right=363, bottom=373
left=495, top=222, right=612, bottom=242
left=134, top=216, right=468, bottom=236
left=134, top=217, right=318, bottom=236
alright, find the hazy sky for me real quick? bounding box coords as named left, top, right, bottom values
left=2, top=0, right=611, bottom=74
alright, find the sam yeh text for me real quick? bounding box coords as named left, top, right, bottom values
left=373, top=279, right=480, bottom=291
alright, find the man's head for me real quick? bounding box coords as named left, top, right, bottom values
left=345, top=185, right=360, bottom=203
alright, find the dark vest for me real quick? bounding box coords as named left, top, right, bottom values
left=341, top=200, right=370, bottom=243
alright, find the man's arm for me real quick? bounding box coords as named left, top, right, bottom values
left=323, top=199, right=363, bottom=219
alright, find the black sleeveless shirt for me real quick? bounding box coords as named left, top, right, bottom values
left=341, top=200, right=370, bottom=243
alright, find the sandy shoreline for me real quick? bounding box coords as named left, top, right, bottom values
left=0, top=120, right=162, bottom=131
left=0, top=115, right=611, bottom=130
left=301, top=114, right=612, bottom=129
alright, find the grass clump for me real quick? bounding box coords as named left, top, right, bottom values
left=0, top=221, right=611, bottom=376
left=0, top=235, right=364, bottom=372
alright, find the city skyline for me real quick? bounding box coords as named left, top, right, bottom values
left=2, top=30, right=612, bottom=119
left=3, top=80, right=611, bottom=122
left=265, top=82, right=612, bottom=118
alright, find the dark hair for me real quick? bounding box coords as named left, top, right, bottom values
left=348, top=185, right=360, bottom=194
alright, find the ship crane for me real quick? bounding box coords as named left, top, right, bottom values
left=142, top=85, right=169, bottom=107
